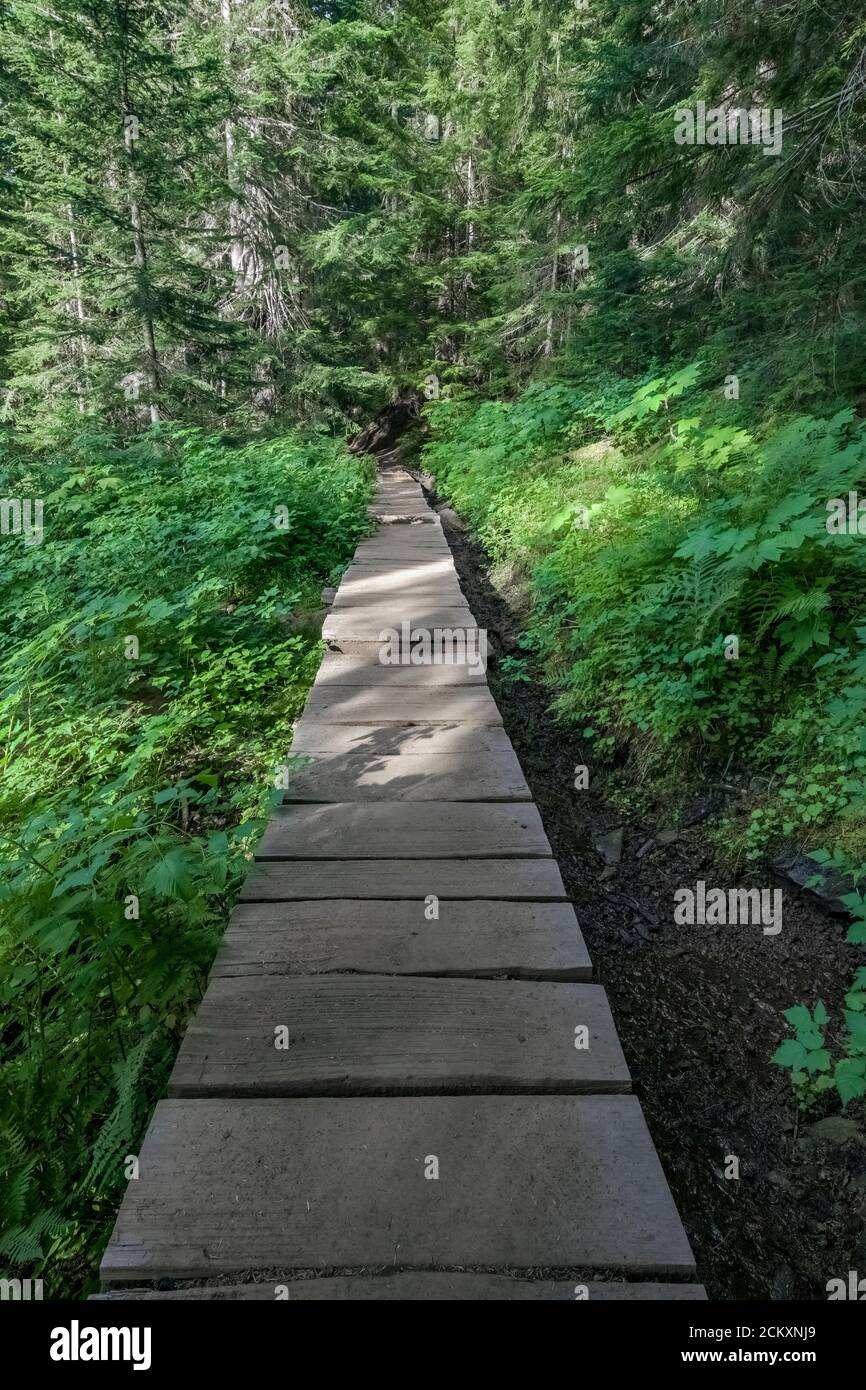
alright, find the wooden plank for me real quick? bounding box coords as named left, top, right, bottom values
left=333, top=581, right=466, bottom=606
left=353, top=539, right=451, bottom=560
left=370, top=489, right=430, bottom=503
left=99, top=1095, right=697, bottom=1280
left=372, top=487, right=426, bottom=500
left=280, top=750, right=530, bottom=801
left=369, top=513, right=438, bottom=524
left=327, top=599, right=473, bottom=618
left=374, top=488, right=420, bottom=498
left=300, top=686, right=497, bottom=726
left=290, top=722, right=514, bottom=755
left=323, top=606, right=477, bottom=643
left=370, top=495, right=429, bottom=508
left=216, top=900, right=590, bottom=980
left=370, top=493, right=428, bottom=505
left=239, top=858, right=568, bottom=900
left=343, top=558, right=456, bottom=576
left=93, top=1276, right=707, bottom=1300
left=255, top=801, right=551, bottom=860
left=361, top=519, right=445, bottom=538
left=168, top=977, right=629, bottom=1097
left=289, top=722, right=514, bottom=756
left=370, top=502, right=432, bottom=511
left=357, top=525, right=446, bottom=540
left=312, top=651, right=481, bottom=686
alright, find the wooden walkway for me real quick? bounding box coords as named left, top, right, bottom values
left=97, top=466, right=704, bottom=1300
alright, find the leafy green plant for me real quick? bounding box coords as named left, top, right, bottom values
left=0, top=424, right=371, bottom=1293
left=425, top=382, right=866, bottom=777
left=498, top=655, right=532, bottom=684
left=772, top=849, right=866, bottom=1110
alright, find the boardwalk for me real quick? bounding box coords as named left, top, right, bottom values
left=97, top=467, right=703, bottom=1300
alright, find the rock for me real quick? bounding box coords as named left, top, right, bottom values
left=594, top=828, right=623, bottom=866
left=655, top=829, right=680, bottom=846
left=417, top=472, right=435, bottom=491
left=767, top=1169, right=792, bottom=1190
left=437, top=506, right=465, bottom=532
left=772, top=849, right=855, bottom=916
left=600, top=865, right=618, bottom=882
left=321, top=586, right=337, bottom=605
left=804, top=1116, right=865, bottom=1147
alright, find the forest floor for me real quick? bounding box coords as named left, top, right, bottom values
left=395, top=445, right=866, bottom=1300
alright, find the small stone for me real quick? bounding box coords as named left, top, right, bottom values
left=805, top=1116, right=865, bottom=1147
left=766, top=1169, right=791, bottom=1190
left=772, top=849, right=854, bottom=916
left=437, top=506, right=465, bottom=532
left=594, top=828, right=623, bottom=866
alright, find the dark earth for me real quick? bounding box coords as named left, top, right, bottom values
left=397, top=448, right=866, bottom=1302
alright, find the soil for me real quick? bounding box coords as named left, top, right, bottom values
left=400, top=450, right=866, bottom=1302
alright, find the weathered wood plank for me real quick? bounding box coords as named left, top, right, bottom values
left=371, top=483, right=427, bottom=496
left=313, top=651, right=479, bottom=686
left=372, top=485, right=426, bottom=500
left=99, top=1096, right=697, bottom=1280
left=374, top=478, right=424, bottom=490
left=368, top=509, right=438, bottom=523
left=216, top=900, right=590, bottom=980
left=239, top=858, right=569, bottom=900
left=168, top=977, right=629, bottom=1097
left=323, top=606, right=477, bottom=644
left=369, top=492, right=430, bottom=508
left=343, top=557, right=457, bottom=576
left=353, top=539, right=451, bottom=560
left=255, top=801, right=551, bottom=860
left=93, top=1276, right=707, bottom=1300
left=333, top=581, right=466, bottom=606
left=300, top=685, right=498, bottom=726
left=360, top=519, right=445, bottom=538
left=281, top=750, right=530, bottom=801
left=369, top=496, right=430, bottom=509
left=290, top=722, right=514, bottom=755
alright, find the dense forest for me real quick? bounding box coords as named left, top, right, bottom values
left=2, top=0, right=866, bottom=1297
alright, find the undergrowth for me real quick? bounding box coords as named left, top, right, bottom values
left=424, top=366, right=866, bottom=1112
left=0, top=424, right=371, bottom=1294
